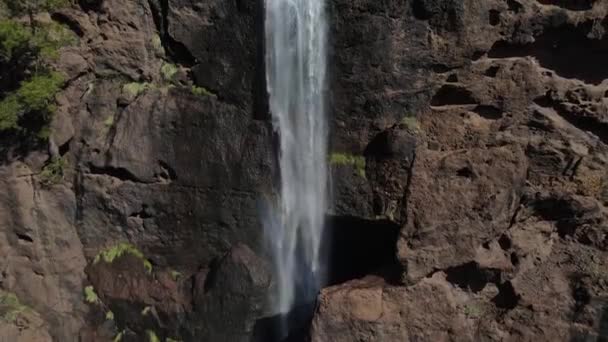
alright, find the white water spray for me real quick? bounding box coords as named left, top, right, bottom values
left=264, top=0, right=328, bottom=319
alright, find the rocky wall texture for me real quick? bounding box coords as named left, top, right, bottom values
left=0, top=0, right=607, bottom=341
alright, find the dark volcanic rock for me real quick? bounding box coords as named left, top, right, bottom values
left=1, top=0, right=608, bottom=340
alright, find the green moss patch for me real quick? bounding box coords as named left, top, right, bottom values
left=160, top=62, right=178, bottom=82
left=147, top=330, right=160, bottom=342
left=122, top=82, right=151, bottom=97
left=330, top=153, right=366, bottom=178
left=94, top=242, right=153, bottom=274
left=83, top=285, right=100, bottom=305
left=0, top=291, right=32, bottom=323
left=400, top=116, right=421, bottom=133
left=190, top=85, right=212, bottom=97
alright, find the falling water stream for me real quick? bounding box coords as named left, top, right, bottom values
left=264, top=0, right=329, bottom=336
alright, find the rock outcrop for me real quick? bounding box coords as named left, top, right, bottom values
left=0, top=0, right=607, bottom=341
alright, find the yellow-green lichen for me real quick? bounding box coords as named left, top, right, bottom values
left=191, top=85, right=212, bottom=97
left=463, top=304, right=482, bottom=318
left=160, top=62, right=178, bottom=82
left=141, top=306, right=152, bottom=316
left=170, top=270, right=182, bottom=281
left=0, top=291, right=32, bottom=323
left=330, top=153, right=366, bottom=178
left=151, top=34, right=164, bottom=55
left=122, top=82, right=151, bottom=97
left=84, top=285, right=100, bottom=305
left=103, top=115, right=114, bottom=128
left=400, top=116, right=421, bottom=132
left=94, top=243, right=153, bottom=274
left=147, top=330, right=160, bottom=342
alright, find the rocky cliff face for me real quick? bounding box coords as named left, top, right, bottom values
left=0, top=0, right=607, bottom=341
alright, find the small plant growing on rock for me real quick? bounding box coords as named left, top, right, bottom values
left=170, top=270, right=182, bottom=281
left=160, top=62, right=178, bottom=82
left=84, top=285, right=100, bottom=305
left=151, top=34, right=164, bottom=55
left=103, top=115, right=114, bottom=128
left=122, top=82, right=151, bottom=98
left=0, top=291, right=32, bottom=323
left=330, top=153, right=366, bottom=178
left=400, top=116, right=421, bottom=132
left=94, top=242, right=153, bottom=274
left=105, top=310, right=114, bottom=320
left=191, top=85, right=212, bottom=97
left=0, top=6, right=74, bottom=139
left=463, top=304, right=482, bottom=318
left=40, top=156, right=66, bottom=185
left=141, top=306, right=152, bottom=316
left=113, top=330, right=125, bottom=342
left=146, top=330, right=160, bottom=342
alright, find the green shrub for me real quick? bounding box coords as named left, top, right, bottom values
left=0, top=71, right=64, bottom=135
left=94, top=242, right=153, bottom=274
left=0, top=95, right=22, bottom=130
left=0, top=19, right=31, bottom=61
left=39, top=156, right=66, bottom=185
left=83, top=285, right=100, bottom=305
left=0, top=18, right=71, bottom=137
left=32, top=22, right=77, bottom=60
left=330, top=153, right=366, bottom=178
left=18, top=72, right=63, bottom=112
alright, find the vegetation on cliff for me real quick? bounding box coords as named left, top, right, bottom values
left=0, top=0, right=73, bottom=139
left=94, top=243, right=153, bottom=274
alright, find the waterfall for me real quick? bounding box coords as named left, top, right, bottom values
left=264, top=0, right=328, bottom=326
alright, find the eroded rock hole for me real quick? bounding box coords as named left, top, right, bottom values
left=493, top=281, right=519, bottom=309
left=445, top=262, right=501, bottom=293
left=536, top=0, right=596, bottom=11
left=488, top=22, right=608, bottom=84
left=430, top=85, right=477, bottom=106
left=489, top=10, right=500, bottom=26
left=507, top=0, right=523, bottom=12
left=473, top=105, right=503, bottom=119
left=498, top=234, right=512, bottom=250
left=323, top=216, right=401, bottom=286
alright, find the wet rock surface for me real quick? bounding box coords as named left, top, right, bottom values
left=0, top=0, right=608, bottom=341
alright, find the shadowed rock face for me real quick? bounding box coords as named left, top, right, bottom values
left=1, top=0, right=608, bottom=341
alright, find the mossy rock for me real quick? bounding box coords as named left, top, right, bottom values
left=330, top=153, right=366, bottom=178
left=94, top=242, right=153, bottom=274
